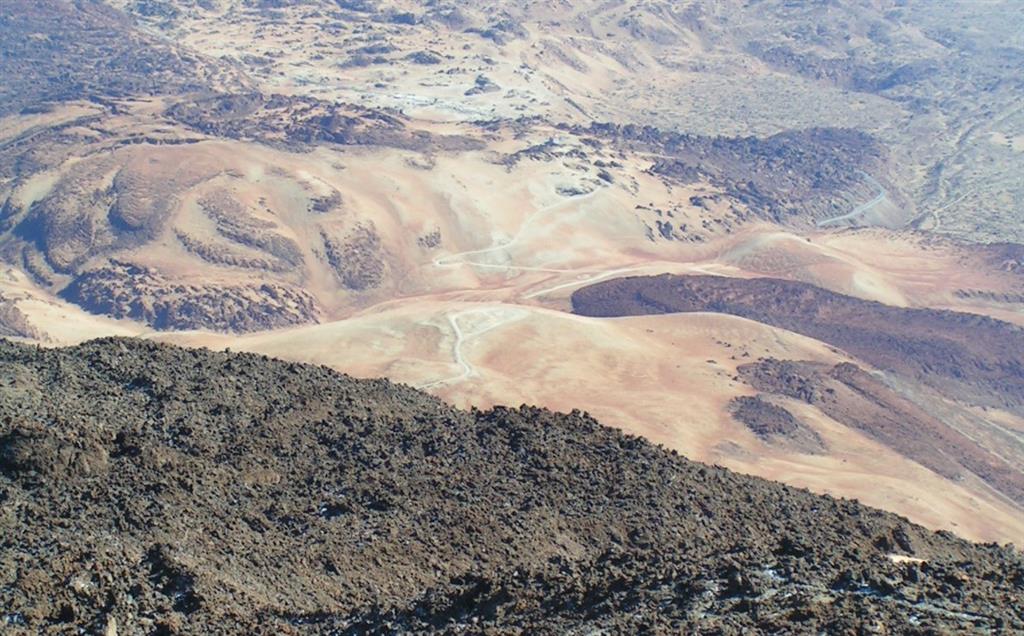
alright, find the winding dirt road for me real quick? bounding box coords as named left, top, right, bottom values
left=816, top=174, right=889, bottom=228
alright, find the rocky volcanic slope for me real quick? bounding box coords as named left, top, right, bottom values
left=570, top=124, right=894, bottom=225
left=0, top=0, right=245, bottom=117
left=1, top=339, right=1022, bottom=634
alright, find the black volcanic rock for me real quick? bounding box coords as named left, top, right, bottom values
left=564, top=124, right=890, bottom=225
left=165, top=93, right=484, bottom=152
left=0, top=338, right=1021, bottom=634
left=728, top=394, right=826, bottom=454
left=0, top=0, right=243, bottom=117
left=60, top=261, right=320, bottom=332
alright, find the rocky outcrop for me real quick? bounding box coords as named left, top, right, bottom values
left=749, top=44, right=938, bottom=94
left=174, top=231, right=292, bottom=273
left=0, top=295, right=40, bottom=340
left=60, top=261, right=319, bottom=332
left=728, top=395, right=825, bottom=454
left=166, top=93, right=485, bottom=153
left=321, top=224, right=387, bottom=291
left=738, top=358, right=1024, bottom=506
left=0, top=338, right=1021, bottom=634
left=573, top=273, right=1024, bottom=504
left=198, top=190, right=305, bottom=268
left=564, top=123, right=889, bottom=225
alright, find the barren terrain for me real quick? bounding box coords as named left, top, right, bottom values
left=2, top=338, right=1023, bottom=634
left=2, top=0, right=1024, bottom=549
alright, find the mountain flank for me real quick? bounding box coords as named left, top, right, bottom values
left=1, top=338, right=1022, bottom=634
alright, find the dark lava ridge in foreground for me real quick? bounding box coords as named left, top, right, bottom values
left=0, top=338, right=1021, bottom=634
